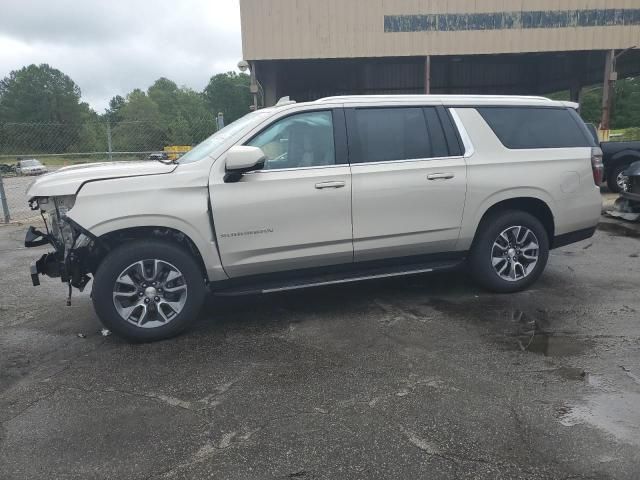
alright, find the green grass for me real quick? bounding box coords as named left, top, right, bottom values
left=609, top=128, right=640, bottom=141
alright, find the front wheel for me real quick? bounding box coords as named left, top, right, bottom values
left=92, top=239, right=206, bottom=342
left=469, top=210, right=549, bottom=293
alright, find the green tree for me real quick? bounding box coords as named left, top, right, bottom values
left=148, top=78, right=216, bottom=144
left=168, top=113, right=192, bottom=145
left=106, top=95, right=126, bottom=124
left=0, top=64, right=90, bottom=153
left=549, top=77, right=640, bottom=129
left=148, top=77, right=179, bottom=121
left=111, top=89, right=165, bottom=151
left=203, top=72, right=252, bottom=124
left=0, top=64, right=83, bottom=123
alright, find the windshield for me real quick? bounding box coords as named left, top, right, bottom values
left=178, top=111, right=272, bottom=164
left=20, top=159, right=41, bottom=167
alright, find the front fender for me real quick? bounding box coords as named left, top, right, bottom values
left=66, top=172, right=227, bottom=282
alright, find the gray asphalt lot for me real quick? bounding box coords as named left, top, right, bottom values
left=1, top=218, right=640, bottom=479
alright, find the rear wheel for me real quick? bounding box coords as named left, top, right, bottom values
left=469, top=210, right=549, bottom=293
left=92, top=240, right=206, bottom=342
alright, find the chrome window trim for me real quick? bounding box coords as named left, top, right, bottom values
left=244, top=164, right=347, bottom=174
left=349, top=155, right=464, bottom=167
left=448, top=108, right=475, bottom=158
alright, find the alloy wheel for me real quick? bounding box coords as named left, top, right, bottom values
left=491, top=226, right=540, bottom=282
left=112, top=259, right=188, bottom=328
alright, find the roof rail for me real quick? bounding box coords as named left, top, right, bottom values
left=315, top=94, right=553, bottom=103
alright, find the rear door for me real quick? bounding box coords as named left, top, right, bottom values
left=209, top=108, right=353, bottom=278
left=347, top=105, right=468, bottom=262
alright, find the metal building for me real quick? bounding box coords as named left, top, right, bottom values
left=239, top=0, right=640, bottom=112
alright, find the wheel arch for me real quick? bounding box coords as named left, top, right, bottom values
left=94, top=226, right=210, bottom=281
left=608, top=151, right=640, bottom=173
left=469, top=197, right=555, bottom=249
left=66, top=211, right=227, bottom=282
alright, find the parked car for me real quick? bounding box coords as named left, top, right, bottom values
left=148, top=152, right=170, bottom=161
left=621, top=161, right=640, bottom=204
left=584, top=123, right=640, bottom=193
left=16, top=158, right=48, bottom=176
left=24, top=95, right=602, bottom=342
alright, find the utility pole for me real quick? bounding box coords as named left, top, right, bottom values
left=600, top=49, right=615, bottom=139
left=600, top=46, right=637, bottom=140
left=424, top=55, right=431, bottom=94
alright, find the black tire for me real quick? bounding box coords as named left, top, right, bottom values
left=92, top=239, right=206, bottom=342
left=607, top=163, right=629, bottom=193
left=469, top=210, right=549, bottom=293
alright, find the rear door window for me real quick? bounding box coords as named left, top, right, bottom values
left=348, top=107, right=449, bottom=163
left=478, top=107, right=594, bottom=149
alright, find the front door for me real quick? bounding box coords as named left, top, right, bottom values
left=210, top=109, right=353, bottom=278
left=347, top=106, right=468, bottom=262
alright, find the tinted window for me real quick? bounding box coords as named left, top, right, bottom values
left=351, top=108, right=434, bottom=163
left=424, top=108, right=449, bottom=158
left=247, top=111, right=335, bottom=170
left=478, top=107, right=592, bottom=149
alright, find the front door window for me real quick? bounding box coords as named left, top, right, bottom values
left=247, top=111, right=335, bottom=170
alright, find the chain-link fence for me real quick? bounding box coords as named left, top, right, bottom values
left=0, top=116, right=221, bottom=223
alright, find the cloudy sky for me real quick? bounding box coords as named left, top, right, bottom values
left=0, top=0, right=243, bottom=112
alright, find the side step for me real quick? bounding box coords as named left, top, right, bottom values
left=212, top=259, right=464, bottom=297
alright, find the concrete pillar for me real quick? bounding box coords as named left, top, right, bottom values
left=259, top=62, right=278, bottom=107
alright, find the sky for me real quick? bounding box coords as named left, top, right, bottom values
left=0, top=0, right=243, bottom=112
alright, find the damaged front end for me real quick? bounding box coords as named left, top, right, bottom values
left=607, top=161, right=640, bottom=223
left=26, top=195, right=97, bottom=302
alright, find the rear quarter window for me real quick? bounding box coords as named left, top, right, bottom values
left=478, top=107, right=594, bottom=149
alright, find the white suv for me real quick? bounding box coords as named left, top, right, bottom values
left=25, top=95, right=602, bottom=342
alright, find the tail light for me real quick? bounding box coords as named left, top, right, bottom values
left=591, top=147, right=604, bottom=186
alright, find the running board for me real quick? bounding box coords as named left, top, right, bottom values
left=212, top=259, right=464, bottom=297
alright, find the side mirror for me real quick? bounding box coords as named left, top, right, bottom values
left=224, top=146, right=266, bottom=183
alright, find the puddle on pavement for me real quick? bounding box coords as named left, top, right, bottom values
left=597, top=222, right=640, bottom=240
left=510, top=309, right=590, bottom=357
left=427, top=299, right=591, bottom=357
left=558, top=392, right=640, bottom=447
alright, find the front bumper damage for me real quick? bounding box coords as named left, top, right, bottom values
left=606, top=162, right=640, bottom=222
left=25, top=198, right=96, bottom=301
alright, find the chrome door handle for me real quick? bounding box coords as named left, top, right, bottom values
left=315, top=181, right=346, bottom=189
left=427, top=173, right=455, bottom=181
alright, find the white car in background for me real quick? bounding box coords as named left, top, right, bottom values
left=24, top=95, right=602, bottom=342
left=16, top=158, right=48, bottom=176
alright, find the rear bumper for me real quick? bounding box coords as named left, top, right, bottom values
left=552, top=226, right=597, bottom=249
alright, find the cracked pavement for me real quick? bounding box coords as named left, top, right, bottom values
left=1, top=218, right=640, bottom=479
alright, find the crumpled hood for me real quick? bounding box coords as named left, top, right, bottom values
left=26, top=161, right=177, bottom=197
